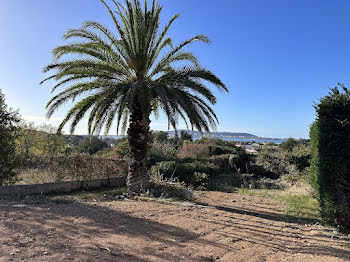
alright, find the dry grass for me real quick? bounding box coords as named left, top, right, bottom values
left=237, top=182, right=321, bottom=222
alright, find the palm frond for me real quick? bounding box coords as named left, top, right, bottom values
left=42, top=0, right=227, bottom=136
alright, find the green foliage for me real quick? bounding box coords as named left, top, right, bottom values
left=78, top=136, right=108, bottom=155
left=168, top=131, right=193, bottom=148
left=309, top=122, right=319, bottom=192
left=179, top=130, right=193, bottom=141
left=276, top=194, right=321, bottom=222
left=16, top=122, right=68, bottom=162
left=253, top=140, right=311, bottom=181
left=111, top=138, right=130, bottom=158
left=287, top=144, right=311, bottom=171
left=279, top=138, right=311, bottom=173
left=149, top=160, right=221, bottom=185
left=152, top=131, right=169, bottom=144
left=0, top=89, right=20, bottom=185
left=280, top=138, right=299, bottom=152
left=238, top=184, right=321, bottom=222
left=255, top=148, right=288, bottom=179
left=149, top=142, right=176, bottom=163
left=310, top=84, right=350, bottom=230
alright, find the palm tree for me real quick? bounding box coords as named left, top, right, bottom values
left=42, top=0, right=228, bottom=193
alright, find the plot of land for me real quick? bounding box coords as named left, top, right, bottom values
left=0, top=191, right=349, bottom=262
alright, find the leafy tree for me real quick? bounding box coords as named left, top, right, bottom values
left=180, top=130, right=193, bottom=141
left=280, top=138, right=299, bottom=152
left=78, top=136, right=109, bottom=155
left=16, top=122, right=67, bottom=162
left=153, top=131, right=168, bottom=143
left=42, top=0, right=227, bottom=193
left=0, top=89, right=20, bottom=185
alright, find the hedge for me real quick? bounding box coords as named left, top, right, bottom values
left=310, top=84, right=350, bottom=230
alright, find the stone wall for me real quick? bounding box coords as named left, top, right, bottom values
left=0, top=177, right=126, bottom=196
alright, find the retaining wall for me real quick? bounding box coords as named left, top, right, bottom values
left=0, top=177, right=126, bottom=196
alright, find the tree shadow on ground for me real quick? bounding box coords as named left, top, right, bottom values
left=193, top=199, right=350, bottom=259
left=0, top=199, right=220, bottom=261
left=0, top=193, right=350, bottom=261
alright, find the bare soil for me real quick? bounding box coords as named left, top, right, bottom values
left=0, top=191, right=349, bottom=262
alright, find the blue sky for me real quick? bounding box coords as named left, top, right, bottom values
left=1, top=0, right=350, bottom=138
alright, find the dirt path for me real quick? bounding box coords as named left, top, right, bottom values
left=0, top=191, right=349, bottom=262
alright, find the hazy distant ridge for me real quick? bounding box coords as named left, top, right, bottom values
left=167, top=130, right=283, bottom=140
left=98, top=130, right=285, bottom=141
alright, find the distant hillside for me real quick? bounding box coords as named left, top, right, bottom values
left=168, top=130, right=277, bottom=140
left=95, top=130, right=285, bottom=142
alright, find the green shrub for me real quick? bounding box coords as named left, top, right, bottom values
left=149, top=142, right=177, bottom=163
left=178, top=139, right=250, bottom=171
left=112, top=139, right=130, bottom=158
left=288, top=144, right=311, bottom=172
left=16, top=122, right=68, bottom=163
left=310, top=84, right=350, bottom=230
left=309, top=122, right=319, bottom=192
left=77, top=136, right=109, bottom=155
left=193, top=172, right=209, bottom=184
left=280, top=138, right=299, bottom=152
left=254, top=148, right=288, bottom=179
left=0, top=89, right=20, bottom=185
left=149, top=160, right=221, bottom=185
left=152, top=131, right=169, bottom=144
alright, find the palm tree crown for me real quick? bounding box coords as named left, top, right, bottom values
left=42, top=0, right=228, bottom=136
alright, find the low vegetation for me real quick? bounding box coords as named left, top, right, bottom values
left=238, top=182, right=321, bottom=222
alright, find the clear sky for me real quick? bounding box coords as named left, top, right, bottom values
left=1, top=0, right=350, bottom=138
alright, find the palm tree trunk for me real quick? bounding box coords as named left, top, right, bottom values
left=127, top=94, right=150, bottom=194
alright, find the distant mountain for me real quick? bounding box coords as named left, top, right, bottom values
left=167, top=130, right=282, bottom=140
left=93, top=130, right=285, bottom=142
left=168, top=130, right=258, bottom=138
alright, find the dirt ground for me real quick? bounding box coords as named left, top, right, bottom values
left=0, top=191, right=349, bottom=262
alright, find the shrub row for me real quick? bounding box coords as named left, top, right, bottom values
left=149, top=160, right=222, bottom=186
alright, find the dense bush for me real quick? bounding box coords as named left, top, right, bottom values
left=178, top=138, right=249, bottom=162
left=111, top=138, right=130, bottom=158
left=286, top=144, right=311, bottom=172
left=254, top=148, right=288, bottom=179
left=16, top=122, right=67, bottom=163
left=149, top=142, right=176, bottom=163
left=309, top=122, right=319, bottom=193
left=0, top=89, right=20, bottom=185
left=149, top=160, right=221, bottom=186
left=152, top=131, right=169, bottom=144
left=252, top=141, right=310, bottom=181
left=280, top=138, right=299, bottom=152
left=77, top=136, right=109, bottom=155
left=310, top=84, right=350, bottom=230
left=148, top=138, right=252, bottom=187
